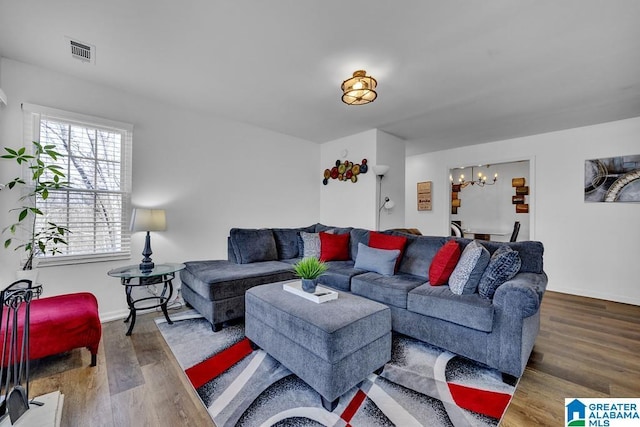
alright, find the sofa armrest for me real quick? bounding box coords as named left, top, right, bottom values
left=493, top=272, right=548, bottom=318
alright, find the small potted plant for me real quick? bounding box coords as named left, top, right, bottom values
left=292, top=257, right=328, bottom=293
left=1, top=141, right=70, bottom=276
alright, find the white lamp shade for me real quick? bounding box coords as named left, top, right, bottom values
left=373, top=165, right=390, bottom=176
left=130, top=208, right=166, bottom=232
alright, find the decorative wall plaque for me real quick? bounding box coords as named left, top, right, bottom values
left=417, top=181, right=432, bottom=211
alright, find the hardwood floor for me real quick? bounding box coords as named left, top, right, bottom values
left=502, top=291, right=640, bottom=426
left=26, top=290, right=640, bottom=426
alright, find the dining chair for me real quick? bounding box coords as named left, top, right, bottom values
left=509, top=221, right=521, bottom=242
left=450, top=222, right=463, bottom=237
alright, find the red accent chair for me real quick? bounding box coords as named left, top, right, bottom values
left=1, top=289, right=101, bottom=367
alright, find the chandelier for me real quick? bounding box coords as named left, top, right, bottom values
left=457, top=166, right=497, bottom=189
left=341, top=70, right=377, bottom=105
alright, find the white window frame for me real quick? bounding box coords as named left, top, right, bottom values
left=21, top=103, right=133, bottom=266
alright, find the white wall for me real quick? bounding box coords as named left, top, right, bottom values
left=319, top=129, right=407, bottom=231
left=376, top=130, right=406, bottom=231
left=320, top=130, right=378, bottom=229
left=0, top=58, right=320, bottom=320
left=406, top=117, right=640, bottom=305
left=450, top=161, right=530, bottom=241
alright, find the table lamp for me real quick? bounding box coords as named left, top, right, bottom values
left=130, top=208, right=166, bottom=272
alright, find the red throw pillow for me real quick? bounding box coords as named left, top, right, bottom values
left=429, top=240, right=461, bottom=286
left=319, top=232, right=350, bottom=261
left=369, top=231, right=408, bottom=272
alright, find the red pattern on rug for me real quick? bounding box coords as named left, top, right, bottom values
left=448, top=382, right=512, bottom=419
left=185, top=337, right=253, bottom=389
left=341, top=389, right=367, bottom=426
left=158, top=316, right=517, bottom=426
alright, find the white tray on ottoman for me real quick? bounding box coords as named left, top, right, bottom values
left=282, top=280, right=338, bottom=303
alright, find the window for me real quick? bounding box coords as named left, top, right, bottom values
left=22, top=103, right=133, bottom=265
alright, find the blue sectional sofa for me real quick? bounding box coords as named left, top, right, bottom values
left=180, top=224, right=547, bottom=377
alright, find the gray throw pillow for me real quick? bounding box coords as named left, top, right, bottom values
left=229, top=228, right=278, bottom=264
left=354, top=243, right=400, bottom=276
left=300, top=232, right=321, bottom=258
left=478, top=246, right=522, bottom=299
left=449, top=240, right=490, bottom=295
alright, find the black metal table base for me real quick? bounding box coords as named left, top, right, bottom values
left=122, top=275, right=175, bottom=336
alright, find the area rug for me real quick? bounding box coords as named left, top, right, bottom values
left=156, top=310, right=518, bottom=427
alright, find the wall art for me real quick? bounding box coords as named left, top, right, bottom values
left=512, top=177, right=529, bottom=213
left=323, top=159, right=368, bottom=185
left=417, top=181, right=432, bottom=211
left=585, top=154, right=640, bottom=202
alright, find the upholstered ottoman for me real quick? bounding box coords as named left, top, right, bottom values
left=245, top=282, right=391, bottom=411
left=1, top=291, right=101, bottom=366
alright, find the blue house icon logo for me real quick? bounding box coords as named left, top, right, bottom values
left=566, top=399, right=586, bottom=426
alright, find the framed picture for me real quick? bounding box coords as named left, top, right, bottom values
left=585, top=154, right=640, bottom=202
left=417, top=181, right=432, bottom=211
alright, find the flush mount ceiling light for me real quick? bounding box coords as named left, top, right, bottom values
left=341, top=70, right=377, bottom=105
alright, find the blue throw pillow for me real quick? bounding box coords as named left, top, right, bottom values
left=479, top=246, right=522, bottom=299
left=354, top=243, right=400, bottom=276
left=449, top=240, right=490, bottom=295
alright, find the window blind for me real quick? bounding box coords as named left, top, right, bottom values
left=21, top=103, right=133, bottom=265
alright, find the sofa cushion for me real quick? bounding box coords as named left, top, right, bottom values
left=181, top=260, right=295, bottom=300
left=317, top=260, right=365, bottom=292
left=351, top=272, right=426, bottom=309
left=354, top=243, right=400, bottom=276
left=319, top=231, right=350, bottom=261
left=369, top=231, right=407, bottom=272
left=272, top=228, right=300, bottom=259
left=429, top=240, right=461, bottom=286
left=397, top=236, right=447, bottom=278
left=272, top=226, right=315, bottom=260
left=349, top=228, right=370, bottom=261
left=449, top=240, right=490, bottom=295
left=407, top=283, right=495, bottom=332
left=229, top=228, right=278, bottom=264
left=314, top=224, right=353, bottom=235
left=478, top=246, right=522, bottom=299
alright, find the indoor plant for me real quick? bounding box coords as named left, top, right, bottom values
left=1, top=141, right=70, bottom=272
left=292, top=257, right=327, bottom=293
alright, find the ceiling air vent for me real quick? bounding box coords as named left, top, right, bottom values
left=67, top=38, right=95, bottom=64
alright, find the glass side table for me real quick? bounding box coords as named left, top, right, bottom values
left=107, top=263, right=185, bottom=335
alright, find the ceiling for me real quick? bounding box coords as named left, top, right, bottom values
left=1, top=0, right=639, bottom=155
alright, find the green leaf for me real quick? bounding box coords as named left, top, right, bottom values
left=42, top=188, right=48, bottom=199
left=4, top=239, right=11, bottom=248
left=18, top=209, right=28, bottom=221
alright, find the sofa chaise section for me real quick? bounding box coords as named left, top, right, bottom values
left=181, top=259, right=295, bottom=331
